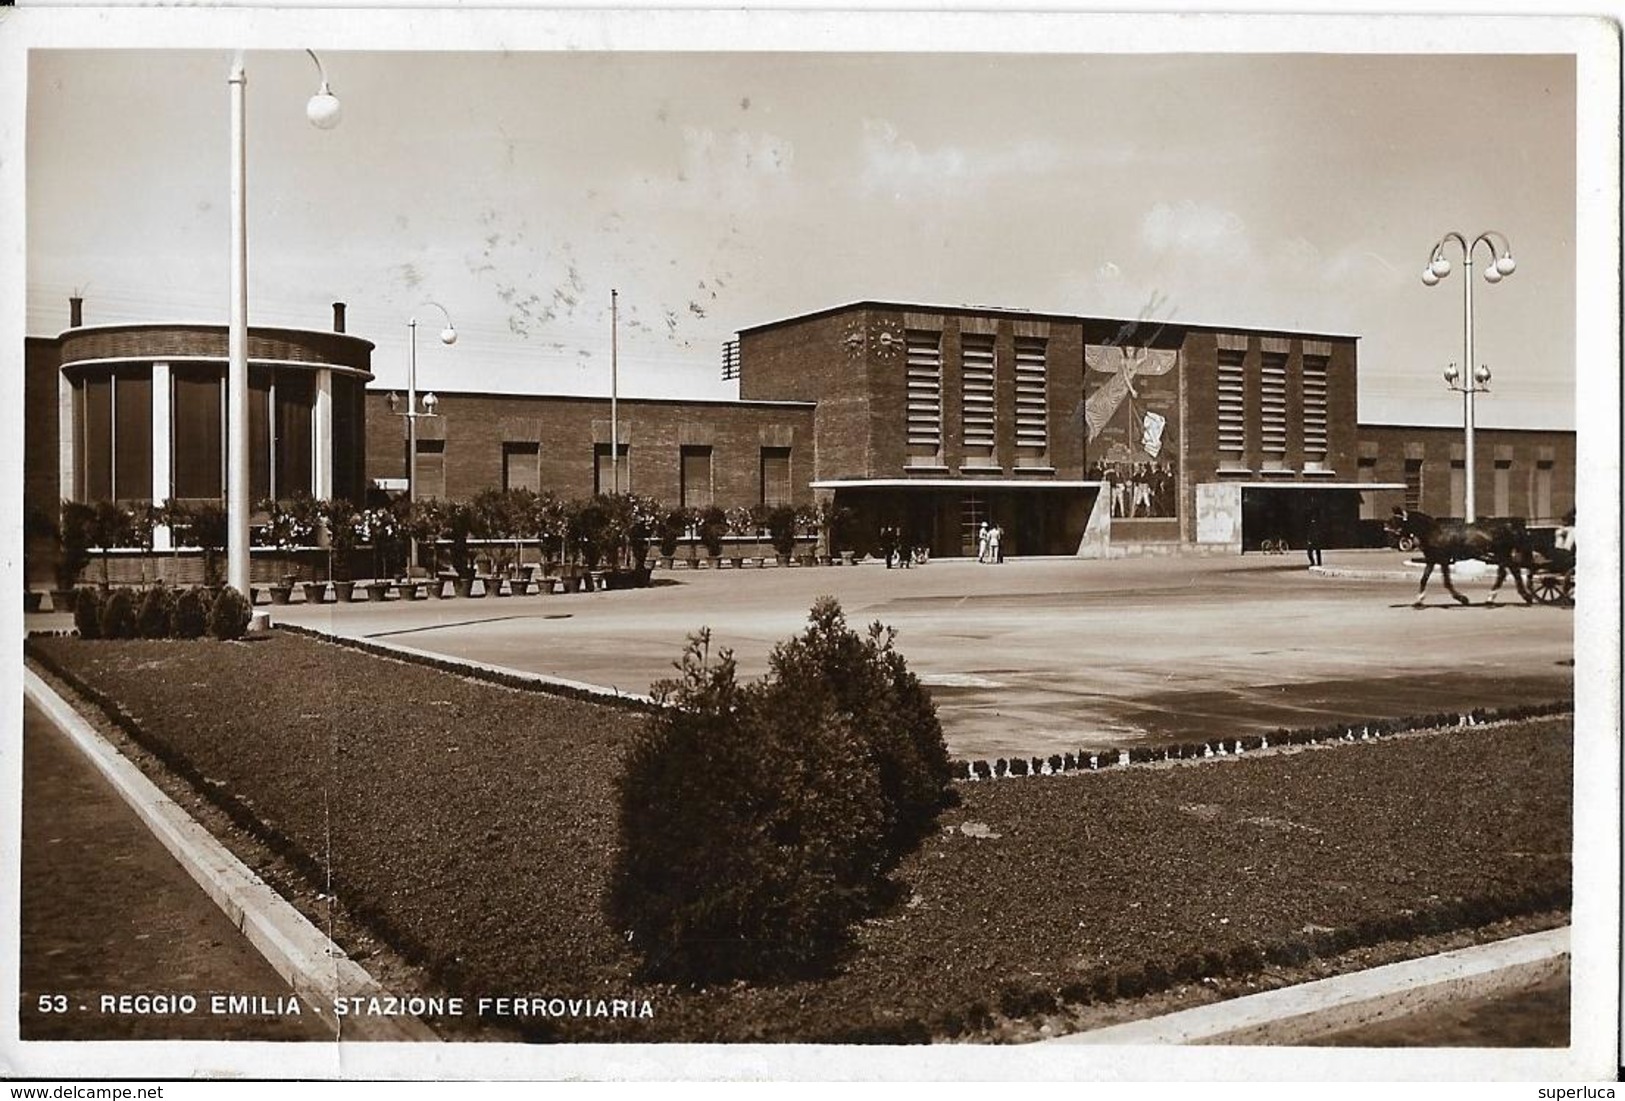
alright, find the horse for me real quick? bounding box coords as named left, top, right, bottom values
left=1384, top=508, right=1535, bottom=608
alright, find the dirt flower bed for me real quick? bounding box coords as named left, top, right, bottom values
left=27, top=632, right=1572, bottom=1043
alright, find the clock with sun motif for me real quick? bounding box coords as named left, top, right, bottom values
left=842, top=315, right=906, bottom=361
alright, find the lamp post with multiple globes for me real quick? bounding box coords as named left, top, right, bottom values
left=1421, top=231, right=1516, bottom=523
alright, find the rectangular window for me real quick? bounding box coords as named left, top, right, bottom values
left=594, top=443, right=629, bottom=496
left=1493, top=459, right=1511, bottom=518
left=330, top=375, right=362, bottom=503
left=113, top=370, right=153, bottom=502
left=960, top=333, right=996, bottom=452
left=1403, top=458, right=1424, bottom=511
left=503, top=442, right=541, bottom=493
left=680, top=445, right=713, bottom=510
left=1449, top=459, right=1466, bottom=518
left=760, top=447, right=791, bottom=508
left=1357, top=455, right=1378, bottom=521
left=275, top=373, right=314, bottom=502
left=82, top=373, right=113, bottom=502
left=1260, top=352, right=1288, bottom=457
left=1013, top=336, right=1048, bottom=452
left=1302, top=355, right=1329, bottom=460
left=1535, top=460, right=1553, bottom=520
left=249, top=367, right=273, bottom=504
left=1217, top=349, right=1246, bottom=457
left=171, top=366, right=222, bottom=500
left=905, top=330, right=942, bottom=457
left=415, top=439, right=446, bottom=500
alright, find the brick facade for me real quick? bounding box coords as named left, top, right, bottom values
left=363, top=391, right=816, bottom=509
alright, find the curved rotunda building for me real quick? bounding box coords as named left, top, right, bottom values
left=34, top=300, right=372, bottom=546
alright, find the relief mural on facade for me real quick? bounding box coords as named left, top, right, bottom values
left=1084, top=342, right=1180, bottom=519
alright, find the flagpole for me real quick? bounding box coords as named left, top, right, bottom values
left=610, top=288, right=619, bottom=495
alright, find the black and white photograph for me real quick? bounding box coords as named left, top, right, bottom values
left=2, top=3, right=1618, bottom=1088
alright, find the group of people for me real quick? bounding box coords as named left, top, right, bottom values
left=877, top=525, right=927, bottom=569
left=976, top=521, right=1005, bottom=564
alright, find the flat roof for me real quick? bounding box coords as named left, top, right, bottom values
left=363, top=388, right=815, bottom=411
left=812, top=478, right=1102, bottom=490
left=737, top=300, right=1361, bottom=342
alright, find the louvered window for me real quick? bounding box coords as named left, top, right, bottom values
left=1261, top=352, right=1288, bottom=456
left=1013, top=336, right=1048, bottom=452
left=906, top=330, right=942, bottom=454
left=1302, top=355, right=1329, bottom=460
left=961, top=333, right=996, bottom=452
left=1218, top=349, right=1246, bottom=456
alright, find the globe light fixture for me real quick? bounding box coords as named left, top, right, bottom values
left=1422, top=231, right=1514, bottom=522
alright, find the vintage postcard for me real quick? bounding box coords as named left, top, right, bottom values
left=2, top=4, right=1618, bottom=1088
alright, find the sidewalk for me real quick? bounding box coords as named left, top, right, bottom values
left=18, top=697, right=337, bottom=1041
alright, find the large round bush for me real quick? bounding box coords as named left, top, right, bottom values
left=608, top=630, right=887, bottom=984
left=98, top=588, right=138, bottom=639
left=208, top=587, right=253, bottom=640
left=135, top=585, right=174, bottom=639
left=72, top=587, right=103, bottom=639
left=169, top=587, right=211, bottom=639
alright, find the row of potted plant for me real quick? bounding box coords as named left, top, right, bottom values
left=29, top=491, right=861, bottom=608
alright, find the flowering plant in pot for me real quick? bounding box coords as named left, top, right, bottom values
left=256, top=497, right=310, bottom=604
left=322, top=497, right=361, bottom=602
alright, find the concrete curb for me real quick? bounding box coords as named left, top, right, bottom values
left=1045, top=925, right=1568, bottom=1045
left=276, top=618, right=658, bottom=709
left=23, top=667, right=441, bottom=1043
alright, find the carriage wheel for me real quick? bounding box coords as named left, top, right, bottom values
left=1397, top=535, right=1418, bottom=553
left=1532, top=572, right=1568, bottom=605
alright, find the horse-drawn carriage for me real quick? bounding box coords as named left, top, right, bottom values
left=1524, top=526, right=1575, bottom=606
left=1384, top=508, right=1574, bottom=608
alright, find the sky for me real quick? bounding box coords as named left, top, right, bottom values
left=25, top=39, right=1580, bottom=429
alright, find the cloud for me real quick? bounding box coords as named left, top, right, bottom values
left=1141, top=200, right=1251, bottom=260
left=859, top=118, right=1065, bottom=198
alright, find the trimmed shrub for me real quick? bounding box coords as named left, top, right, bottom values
left=994, top=758, right=1008, bottom=777
left=1010, top=757, right=1029, bottom=777
left=208, top=587, right=253, bottom=640
left=169, top=587, right=211, bottom=639
left=608, top=630, right=889, bottom=983
left=135, top=585, right=174, bottom=639
left=763, top=597, right=955, bottom=857
left=72, top=586, right=103, bottom=639
left=99, top=588, right=137, bottom=639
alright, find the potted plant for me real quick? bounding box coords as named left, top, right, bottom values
left=323, top=497, right=361, bottom=603
left=441, top=500, right=482, bottom=597
left=363, top=505, right=403, bottom=600
left=256, top=497, right=305, bottom=604
left=190, top=502, right=229, bottom=591
left=698, top=505, right=726, bottom=568
left=767, top=505, right=798, bottom=567
left=657, top=506, right=688, bottom=570
left=795, top=504, right=820, bottom=567
left=285, top=493, right=328, bottom=604
left=723, top=505, right=755, bottom=568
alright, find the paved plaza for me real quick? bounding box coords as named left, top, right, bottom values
left=263, top=550, right=1575, bottom=759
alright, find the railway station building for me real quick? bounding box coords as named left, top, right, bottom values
left=24, top=297, right=1576, bottom=569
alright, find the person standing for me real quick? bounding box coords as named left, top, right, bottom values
left=990, top=523, right=1004, bottom=564
left=1304, top=506, right=1323, bottom=568
left=977, top=521, right=990, bottom=563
